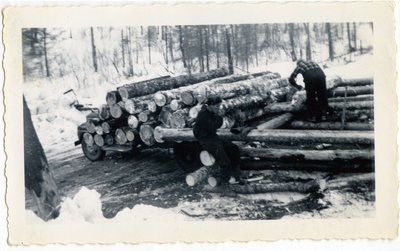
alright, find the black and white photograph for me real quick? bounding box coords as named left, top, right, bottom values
left=3, top=1, right=398, bottom=244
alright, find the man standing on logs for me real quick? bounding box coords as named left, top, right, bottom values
left=193, top=95, right=245, bottom=188
left=289, top=59, right=331, bottom=122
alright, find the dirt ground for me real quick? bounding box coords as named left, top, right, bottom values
left=26, top=145, right=375, bottom=220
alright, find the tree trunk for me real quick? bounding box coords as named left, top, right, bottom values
left=218, top=95, right=270, bottom=116
left=186, top=166, right=211, bottom=186
left=240, top=159, right=373, bottom=173
left=329, top=100, right=374, bottom=110
left=256, top=113, right=293, bottom=130
left=168, top=27, right=174, bottom=61
left=154, top=128, right=374, bottom=145
left=24, top=97, right=60, bottom=220
left=346, top=23, right=353, bottom=52
left=337, top=78, right=373, bottom=87
left=225, top=27, right=234, bottom=74
left=170, top=108, right=192, bottom=128
left=138, top=110, right=156, bottom=123
left=43, top=28, right=50, bottom=77
left=353, top=22, right=357, bottom=50
left=127, top=27, right=134, bottom=77
left=163, top=26, right=168, bottom=65
left=288, top=23, right=297, bottom=61
left=121, top=30, right=125, bottom=67
left=329, top=86, right=373, bottom=97
left=99, top=105, right=111, bottom=120
left=148, top=26, right=152, bottom=64
left=327, top=173, right=374, bottom=190
left=115, top=127, right=136, bottom=145
left=94, top=134, right=105, bottom=147
left=290, top=120, right=373, bottom=131
left=304, top=23, right=312, bottom=60
left=215, top=26, right=220, bottom=68
left=205, top=26, right=210, bottom=72
left=198, top=26, right=204, bottom=72
left=231, top=180, right=323, bottom=194
left=128, top=115, right=139, bottom=129
left=328, top=94, right=373, bottom=103
left=90, top=27, right=98, bottom=72
left=109, top=101, right=127, bottom=119
left=326, top=23, right=334, bottom=61
left=178, top=25, right=187, bottom=68
left=240, top=148, right=374, bottom=161
left=254, top=25, right=259, bottom=66
left=117, top=68, right=227, bottom=99
left=139, top=124, right=156, bottom=146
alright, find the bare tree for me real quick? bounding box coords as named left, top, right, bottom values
left=304, top=23, right=312, bottom=60
left=326, top=23, right=334, bottom=61
left=90, top=27, right=98, bottom=72
left=225, top=26, right=234, bottom=74
left=288, top=23, right=297, bottom=61
left=178, top=25, right=187, bottom=69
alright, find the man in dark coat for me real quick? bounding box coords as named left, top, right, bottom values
left=193, top=95, right=243, bottom=186
left=289, top=59, right=331, bottom=121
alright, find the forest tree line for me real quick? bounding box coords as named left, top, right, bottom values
left=22, top=23, right=372, bottom=83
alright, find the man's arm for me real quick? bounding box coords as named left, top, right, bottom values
left=288, top=67, right=303, bottom=90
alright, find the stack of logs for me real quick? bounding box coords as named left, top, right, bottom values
left=82, top=68, right=287, bottom=149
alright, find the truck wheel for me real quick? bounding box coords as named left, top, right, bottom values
left=81, top=140, right=105, bottom=161
left=173, top=142, right=202, bottom=172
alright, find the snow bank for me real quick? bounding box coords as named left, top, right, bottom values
left=26, top=187, right=188, bottom=224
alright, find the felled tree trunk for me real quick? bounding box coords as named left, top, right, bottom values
left=219, top=95, right=270, bottom=115
left=154, top=128, right=374, bottom=145
left=186, top=166, right=211, bottom=186
left=326, top=173, right=374, bottom=190
left=117, top=68, right=228, bottom=99
left=106, top=91, right=122, bottom=106
left=139, top=124, right=157, bottom=146
left=230, top=179, right=324, bottom=194
left=328, top=94, right=373, bottom=103
left=256, top=113, right=293, bottom=130
left=337, top=78, right=373, bottom=87
left=329, top=100, right=374, bottom=110
left=24, top=97, right=60, bottom=220
left=290, top=120, right=374, bottom=130
left=240, top=148, right=374, bottom=161
left=329, top=85, right=373, bottom=97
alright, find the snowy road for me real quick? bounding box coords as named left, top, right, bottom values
left=26, top=145, right=375, bottom=220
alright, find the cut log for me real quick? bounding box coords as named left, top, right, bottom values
left=219, top=95, right=270, bottom=115
left=207, top=176, right=220, bottom=187
left=170, top=108, right=191, bottom=128
left=290, top=121, right=374, bottom=130
left=117, top=68, right=228, bottom=99
left=200, top=150, right=216, bottom=166
left=154, top=128, right=374, bottom=145
left=139, top=124, right=156, bottom=146
left=329, top=100, right=374, bottom=110
left=104, top=134, right=114, bottom=145
left=240, top=159, right=374, bottom=172
left=240, top=148, right=374, bottom=161
left=256, top=113, right=293, bottom=130
left=329, top=85, right=373, bottom=97
left=328, top=94, right=373, bottom=103
left=115, top=127, right=135, bottom=145
left=95, top=125, right=104, bottom=135
left=110, top=101, right=127, bottom=119
left=148, top=101, right=158, bottom=113
left=83, top=132, right=94, bottom=146
left=230, top=179, right=323, bottom=194
left=326, top=173, right=374, bottom=190
left=99, top=104, right=111, bottom=120
left=186, top=166, right=211, bottom=186
left=101, top=119, right=124, bottom=134
left=127, top=115, right=139, bottom=129
left=138, top=110, right=156, bottom=123
left=329, top=109, right=374, bottom=121
left=158, top=106, right=173, bottom=126
left=106, top=91, right=122, bottom=106
left=94, top=134, right=105, bottom=147
left=337, top=78, right=373, bottom=87
left=189, top=104, right=203, bottom=119
left=170, top=99, right=183, bottom=111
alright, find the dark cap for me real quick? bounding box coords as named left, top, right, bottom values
left=205, top=94, right=222, bottom=105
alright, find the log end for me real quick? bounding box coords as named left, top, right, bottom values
left=185, top=175, right=196, bottom=186
left=153, top=126, right=165, bottom=143
left=94, top=134, right=105, bottom=147
left=83, top=132, right=94, bottom=146
left=115, top=128, right=128, bottom=145
left=207, top=176, right=219, bottom=187
left=128, top=115, right=139, bottom=129
left=154, top=93, right=167, bottom=107
left=200, top=151, right=215, bottom=166
left=181, top=91, right=195, bottom=106
left=125, top=99, right=135, bottom=114
left=118, top=87, right=129, bottom=100
left=139, top=124, right=155, bottom=146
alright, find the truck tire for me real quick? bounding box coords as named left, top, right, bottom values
left=81, top=140, right=106, bottom=161
left=173, top=142, right=202, bottom=172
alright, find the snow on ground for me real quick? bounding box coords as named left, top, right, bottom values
left=26, top=187, right=189, bottom=224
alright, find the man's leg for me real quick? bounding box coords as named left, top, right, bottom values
left=305, top=81, right=318, bottom=120
left=316, top=76, right=330, bottom=117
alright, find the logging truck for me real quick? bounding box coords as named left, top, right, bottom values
left=72, top=70, right=374, bottom=173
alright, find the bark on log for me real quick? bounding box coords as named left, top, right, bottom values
left=240, top=159, right=374, bottom=172
left=154, top=128, right=374, bottom=145
left=230, top=179, right=323, bottom=194
left=326, top=173, right=374, bottom=190
left=329, top=100, right=374, bottom=110
left=118, top=68, right=228, bottom=99
left=24, top=97, right=60, bottom=220
left=124, top=95, right=155, bottom=114
left=328, top=94, right=374, bottom=103
left=158, top=106, right=173, bottom=127
left=329, top=109, right=374, bottom=121
left=186, top=166, right=211, bottom=186
left=240, top=148, right=374, bottom=161
left=256, top=113, right=293, bottom=130
left=139, top=124, right=156, bottom=146
left=218, top=95, right=270, bottom=116
left=106, top=91, right=122, bottom=106
left=290, top=121, right=374, bottom=130
left=329, top=85, right=373, bottom=97
left=337, top=78, right=373, bottom=87
left=170, top=108, right=191, bottom=129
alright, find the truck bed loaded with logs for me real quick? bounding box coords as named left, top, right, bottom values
left=74, top=68, right=374, bottom=176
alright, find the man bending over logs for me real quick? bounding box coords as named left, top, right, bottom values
left=289, top=59, right=332, bottom=122
left=193, top=95, right=245, bottom=187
